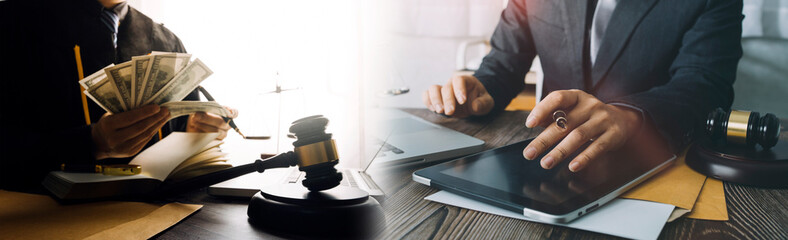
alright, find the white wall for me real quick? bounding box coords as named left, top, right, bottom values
left=365, top=0, right=506, bottom=108
left=127, top=0, right=367, bottom=167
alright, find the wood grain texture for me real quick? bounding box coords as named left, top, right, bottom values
left=150, top=111, right=788, bottom=239
left=378, top=109, right=788, bottom=240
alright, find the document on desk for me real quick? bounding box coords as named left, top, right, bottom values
left=426, top=191, right=673, bottom=240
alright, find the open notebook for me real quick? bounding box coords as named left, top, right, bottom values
left=43, top=132, right=231, bottom=200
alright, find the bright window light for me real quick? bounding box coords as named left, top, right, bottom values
left=129, top=0, right=365, bottom=165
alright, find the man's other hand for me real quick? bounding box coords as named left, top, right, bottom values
left=422, top=75, right=495, bottom=118
left=186, top=106, right=238, bottom=140
left=91, top=104, right=170, bottom=160
left=522, top=90, right=642, bottom=172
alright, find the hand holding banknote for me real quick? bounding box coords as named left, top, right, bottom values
left=81, top=53, right=219, bottom=116
left=186, top=106, right=238, bottom=140
left=82, top=53, right=241, bottom=142
left=91, top=105, right=170, bottom=160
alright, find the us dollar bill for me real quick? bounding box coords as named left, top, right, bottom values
left=138, top=53, right=192, bottom=105
left=79, top=64, right=113, bottom=90
left=105, top=62, right=134, bottom=109
left=147, top=58, right=213, bottom=105
left=85, top=77, right=126, bottom=113
left=161, top=101, right=229, bottom=121
left=131, top=56, right=152, bottom=108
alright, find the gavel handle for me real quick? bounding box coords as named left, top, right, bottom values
left=153, top=151, right=297, bottom=197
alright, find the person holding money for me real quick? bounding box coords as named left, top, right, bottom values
left=0, top=0, right=238, bottom=191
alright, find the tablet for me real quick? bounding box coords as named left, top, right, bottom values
left=413, top=138, right=675, bottom=223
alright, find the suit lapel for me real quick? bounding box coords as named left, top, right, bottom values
left=591, top=0, right=658, bottom=87
left=117, top=7, right=153, bottom=61
left=561, top=0, right=588, bottom=90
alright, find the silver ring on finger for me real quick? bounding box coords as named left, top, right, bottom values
left=553, top=110, right=567, bottom=129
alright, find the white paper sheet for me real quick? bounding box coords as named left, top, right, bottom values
left=130, top=132, right=219, bottom=181
left=426, top=191, right=673, bottom=240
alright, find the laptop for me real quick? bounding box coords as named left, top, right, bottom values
left=367, top=108, right=485, bottom=167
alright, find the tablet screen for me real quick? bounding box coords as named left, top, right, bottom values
left=439, top=141, right=607, bottom=205
left=417, top=138, right=673, bottom=215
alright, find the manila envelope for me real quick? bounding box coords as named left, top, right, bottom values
left=686, top=178, right=728, bottom=221
left=620, top=148, right=728, bottom=221
left=0, top=190, right=201, bottom=240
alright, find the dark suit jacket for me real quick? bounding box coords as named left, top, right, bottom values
left=0, top=0, right=199, bottom=191
left=475, top=0, right=743, bottom=151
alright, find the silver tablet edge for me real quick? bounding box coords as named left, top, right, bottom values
left=413, top=173, right=431, bottom=186
left=523, top=154, right=678, bottom=223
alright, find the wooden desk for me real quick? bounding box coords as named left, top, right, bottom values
left=155, top=108, right=787, bottom=239
left=376, top=108, right=788, bottom=239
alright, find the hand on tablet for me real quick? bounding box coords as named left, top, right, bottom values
left=522, top=90, right=642, bottom=172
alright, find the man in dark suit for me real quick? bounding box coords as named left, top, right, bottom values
left=0, top=0, right=235, bottom=191
left=423, top=0, right=742, bottom=172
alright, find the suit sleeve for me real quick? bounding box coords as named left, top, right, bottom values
left=611, top=0, right=743, bottom=151
left=474, top=0, right=538, bottom=113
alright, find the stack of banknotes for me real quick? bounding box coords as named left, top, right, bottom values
left=80, top=52, right=229, bottom=120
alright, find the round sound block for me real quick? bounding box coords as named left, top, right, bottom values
left=247, top=184, right=384, bottom=239
left=687, top=138, right=788, bottom=187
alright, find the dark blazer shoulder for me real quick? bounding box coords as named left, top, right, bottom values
left=119, top=6, right=186, bottom=59
left=145, top=11, right=187, bottom=53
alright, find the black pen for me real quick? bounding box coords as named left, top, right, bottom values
left=61, top=163, right=141, bottom=176
left=196, top=86, right=246, bottom=138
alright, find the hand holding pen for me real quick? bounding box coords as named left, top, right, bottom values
left=188, top=86, right=245, bottom=139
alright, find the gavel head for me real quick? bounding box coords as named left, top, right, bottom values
left=289, top=115, right=343, bottom=191
left=706, top=108, right=781, bottom=149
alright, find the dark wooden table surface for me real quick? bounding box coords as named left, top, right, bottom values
left=156, top=108, right=788, bottom=239
left=375, top=108, right=788, bottom=240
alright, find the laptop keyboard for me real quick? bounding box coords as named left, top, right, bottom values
left=339, top=169, right=358, bottom=188
left=284, top=168, right=379, bottom=191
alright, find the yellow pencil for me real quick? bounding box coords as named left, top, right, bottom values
left=73, top=45, right=91, bottom=125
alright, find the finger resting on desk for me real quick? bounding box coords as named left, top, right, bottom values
left=451, top=76, right=469, bottom=104
left=428, top=85, right=444, bottom=113
left=422, top=91, right=434, bottom=111
left=471, top=94, right=494, bottom=115
left=442, top=81, right=457, bottom=115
